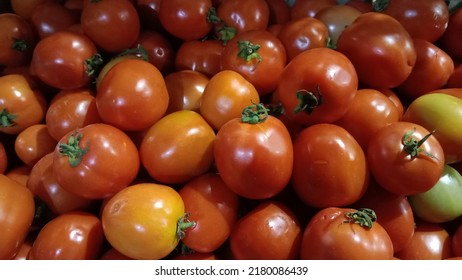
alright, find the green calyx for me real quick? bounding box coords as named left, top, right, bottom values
left=12, top=38, right=28, bottom=52
left=58, top=131, right=90, bottom=167
left=237, top=40, right=262, bottom=62
left=84, top=53, right=104, bottom=78
left=344, top=208, right=377, bottom=230
left=0, top=108, right=16, bottom=127
left=117, top=44, right=149, bottom=61
left=241, top=103, right=269, bottom=124
left=369, top=0, right=389, bottom=12
left=176, top=213, right=196, bottom=241
left=293, top=85, right=323, bottom=114
left=402, top=129, right=439, bottom=160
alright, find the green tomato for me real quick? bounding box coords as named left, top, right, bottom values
left=408, top=164, right=462, bottom=223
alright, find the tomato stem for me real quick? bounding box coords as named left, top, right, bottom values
left=344, top=208, right=377, bottom=229
left=58, top=131, right=90, bottom=167
left=84, top=53, right=104, bottom=78
left=241, top=103, right=269, bottom=124
left=402, top=129, right=439, bottom=160
left=11, top=37, right=28, bottom=52
left=117, top=44, right=149, bottom=61
left=237, top=41, right=262, bottom=62
left=176, top=213, right=196, bottom=240
left=369, top=0, right=389, bottom=11
left=293, top=85, right=323, bottom=114
left=207, top=7, right=221, bottom=24
left=0, top=108, right=16, bottom=127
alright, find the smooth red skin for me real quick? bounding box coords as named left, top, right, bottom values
left=30, top=31, right=97, bottom=90
left=30, top=2, right=79, bottom=39
left=335, top=88, right=401, bottom=151
left=277, top=17, right=329, bottom=61
left=134, top=30, right=175, bottom=75
left=446, top=63, right=462, bottom=88
left=81, top=0, right=140, bottom=53
left=300, top=207, right=394, bottom=260
left=179, top=173, right=239, bottom=253
left=292, top=123, right=369, bottom=208
left=174, top=39, right=224, bottom=78
left=0, top=13, right=36, bottom=67
left=452, top=224, right=462, bottom=257
left=336, top=12, right=416, bottom=89
left=378, top=88, right=405, bottom=120
left=14, top=124, right=57, bottom=166
left=0, top=142, right=7, bottom=174
left=353, top=180, right=415, bottom=253
left=96, top=59, right=169, bottom=132
left=367, top=121, right=445, bottom=196
left=395, top=222, right=453, bottom=260
left=159, top=0, right=213, bottom=41
left=440, top=8, right=462, bottom=60
left=10, top=0, right=55, bottom=19
left=45, top=88, right=101, bottom=142
left=136, top=0, right=162, bottom=31
left=53, top=123, right=140, bottom=199
left=214, top=115, right=293, bottom=199
left=382, top=0, right=449, bottom=43
left=5, top=165, right=31, bottom=187
left=396, top=38, right=454, bottom=100
left=265, top=0, right=290, bottom=25
left=221, top=29, right=287, bottom=96
left=277, top=47, right=358, bottom=126
left=28, top=211, right=104, bottom=260
left=230, top=201, right=302, bottom=260
left=290, top=0, right=336, bottom=19
left=217, top=0, right=270, bottom=33
left=27, top=153, right=95, bottom=215
left=345, top=0, right=373, bottom=13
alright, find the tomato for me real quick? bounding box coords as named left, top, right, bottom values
left=174, top=39, right=224, bottom=78
left=447, top=63, right=462, bottom=88
left=277, top=17, right=329, bottom=61
left=179, top=173, right=239, bottom=253
left=367, top=121, right=445, bottom=196
left=214, top=104, right=293, bottom=199
left=221, top=29, right=287, bottom=96
left=200, top=70, right=260, bottom=131
left=378, top=88, right=405, bottom=120
left=27, top=153, right=95, bottom=215
left=216, top=0, right=270, bottom=34
left=10, top=0, right=54, bottom=19
left=30, top=31, right=99, bottom=90
left=80, top=0, right=140, bottom=53
left=394, top=221, right=452, bottom=259
left=139, top=110, right=215, bottom=184
left=0, top=174, right=35, bottom=259
left=102, top=183, right=194, bottom=260
left=353, top=179, right=415, bottom=253
left=265, top=0, right=290, bottom=25
left=345, top=0, right=373, bottom=13
left=14, top=124, right=57, bottom=166
left=53, top=123, right=140, bottom=199
left=134, top=30, right=175, bottom=75
left=300, top=207, right=394, bottom=259
left=439, top=8, right=462, bottom=61
left=289, top=0, right=336, bottom=19
left=28, top=211, right=104, bottom=260
left=229, top=201, right=302, bottom=259
left=292, top=123, right=369, bottom=208
left=408, top=165, right=462, bottom=223
left=0, top=74, right=47, bottom=135
left=13, top=239, right=33, bottom=260
left=336, top=12, right=416, bottom=89
left=277, top=47, right=358, bottom=126
left=402, top=93, right=462, bottom=164
left=5, top=165, right=31, bottom=187
left=453, top=224, right=462, bottom=257
left=159, top=0, right=213, bottom=41
left=334, top=88, right=400, bottom=151
left=136, top=0, right=162, bottom=31
left=30, top=1, right=79, bottom=39
left=0, top=142, right=7, bottom=174
left=96, top=58, right=169, bottom=132
left=0, top=13, right=36, bottom=67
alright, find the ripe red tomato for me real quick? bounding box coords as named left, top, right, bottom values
left=229, top=201, right=302, bottom=259
left=290, top=0, right=336, bottom=19
left=10, top=0, right=54, bottom=19
left=447, top=63, right=462, bottom=88
left=28, top=211, right=104, bottom=260
left=30, top=1, right=79, bottom=39
left=216, top=0, right=270, bottom=34
left=367, top=121, right=445, bottom=196
left=452, top=224, right=462, bottom=257
left=439, top=8, right=462, bottom=61
left=134, top=30, right=175, bottom=75
left=136, top=0, right=162, bottom=31
left=53, top=123, right=140, bottom=199
left=0, top=13, right=36, bottom=67
left=174, top=39, right=224, bottom=78
left=0, top=142, right=7, bottom=174
left=292, top=123, right=369, bottom=208
left=14, top=124, right=57, bottom=166
left=265, top=0, right=290, bottom=25
left=277, top=47, right=358, bottom=126
left=214, top=104, right=293, bottom=199
left=300, top=207, right=394, bottom=259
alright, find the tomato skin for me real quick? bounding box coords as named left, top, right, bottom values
left=214, top=112, right=293, bottom=199
left=0, top=142, right=7, bottom=174
left=10, top=0, right=55, bottom=19
left=0, top=174, right=35, bottom=260
left=5, top=165, right=31, bottom=187
left=277, top=47, right=358, bottom=126
left=292, top=123, right=369, bottom=208
left=447, top=63, right=462, bottom=88
left=453, top=224, right=462, bottom=257
left=179, top=173, right=239, bottom=253
left=0, top=13, right=36, bottom=67
left=300, top=207, right=394, bottom=260
left=174, top=39, right=224, bottom=78
left=14, top=124, right=57, bottom=166
left=139, top=110, right=215, bottom=184
left=30, top=1, right=79, bottom=39
left=136, top=0, right=162, bottom=31
left=265, top=0, right=290, bottom=25
left=96, top=58, right=169, bottom=132
left=217, top=0, right=270, bottom=34
left=290, top=0, right=336, bottom=19
left=367, top=121, right=445, bottom=196
left=229, top=201, right=302, bottom=260
left=134, top=30, right=175, bottom=75
left=439, top=8, right=462, bottom=61
left=53, top=123, right=140, bottom=199
left=28, top=211, right=104, bottom=260
left=336, top=12, right=416, bottom=89
left=102, top=183, right=188, bottom=260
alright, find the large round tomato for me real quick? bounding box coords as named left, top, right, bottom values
left=214, top=104, right=293, bottom=199
left=102, top=183, right=193, bottom=260
left=174, top=39, right=224, bottom=78
left=367, top=121, right=445, bottom=196
left=53, top=123, right=140, bottom=199
left=14, top=124, right=57, bottom=166
left=30, top=1, right=79, bottom=39
left=216, top=0, right=269, bottom=34
left=0, top=13, right=36, bottom=67
left=134, top=30, right=175, bottom=75
left=300, top=207, right=394, bottom=259
left=277, top=47, right=358, bottom=126
left=292, top=123, right=369, bottom=208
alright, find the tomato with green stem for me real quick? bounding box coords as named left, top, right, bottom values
left=0, top=13, right=36, bottom=67
left=216, top=0, right=270, bottom=35
left=290, top=0, right=336, bottom=19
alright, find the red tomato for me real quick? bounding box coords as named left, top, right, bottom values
left=292, top=123, right=369, bottom=208
left=214, top=104, right=293, bottom=199
left=367, top=121, right=445, bottom=196
left=290, top=0, right=336, bottom=19
left=277, top=47, right=358, bottom=126
left=96, top=58, right=169, bottom=132
left=5, top=165, right=31, bottom=187
left=174, top=39, right=224, bottom=78
left=439, top=8, right=462, bottom=60
left=10, top=0, right=54, bottom=19
left=28, top=211, right=104, bottom=260
left=230, top=201, right=302, bottom=259
left=53, top=123, right=140, bottom=199
left=447, top=63, right=462, bottom=88
left=300, top=207, right=394, bottom=259
left=0, top=142, right=7, bottom=174
left=134, top=30, right=175, bottom=75
left=136, top=0, right=162, bottom=31
left=0, top=174, right=35, bottom=259
left=0, top=13, right=36, bottom=67
left=216, top=0, right=270, bottom=34
left=452, top=224, right=462, bottom=257
left=179, top=173, right=239, bottom=253
left=30, top=1, right=79, bottom=39
left=265, top=0, right=290, bottom=25
left=14, top=124, right=57, bottom=166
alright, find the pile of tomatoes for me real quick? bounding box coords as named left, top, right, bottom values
left=2, top=0, right=462, bottom=260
